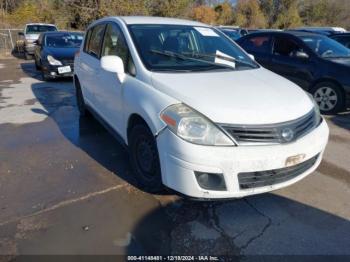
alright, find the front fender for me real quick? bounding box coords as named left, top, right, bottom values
left=122, top=77, right=179, bottom=143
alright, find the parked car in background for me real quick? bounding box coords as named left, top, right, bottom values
left=74, top=17, right=328, bottom=199
left=19, top=23, right=58, bottom=60
left=293, top=27, right=347, bottom=36
left=34, top=31, right=83, bottom=80
left=216, top=26, right=248, bottom=41
left=248, top=29, right=282, bottom=33
left=237, top=31, right=350, bottom=114
left=287, top=27, right=346, bottom=36
left=330, top=33, right=350, bottom=48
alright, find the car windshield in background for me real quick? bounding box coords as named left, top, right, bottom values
left=301, top=35, right=350, bottom=58
left=128, top=24, right=258, bottom=72
left=26, top=25, right=57, bottom=34
left=221, top=29, right=241, bottom=40
left=45, top=33, right=83, bottom=48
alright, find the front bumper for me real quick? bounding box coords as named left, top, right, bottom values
left=42, top=63, right=74, bottom=79
left=24, top=44, right=36, bottom=54
left=157, top=120, right=329, bottom=199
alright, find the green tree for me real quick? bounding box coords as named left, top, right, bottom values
left=259, top=0, right=275, bottom=27
left=214, top=1, right=234, bottom=25
left=148, top=0, right=194, bottom=18
left=273, top=0, right=302, bottom=28
left=191, top=5, right=216, bottom=24
left=234, top=0, right=267, bottom=28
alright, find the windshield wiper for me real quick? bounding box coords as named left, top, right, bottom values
left=149, top=50, right=235, bottom=71
left=181, top=52, right=258, bottom=69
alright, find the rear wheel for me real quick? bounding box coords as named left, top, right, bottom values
left=311, top=82, right=345, bottom=114
left=129, top=124, right=163, bottom=192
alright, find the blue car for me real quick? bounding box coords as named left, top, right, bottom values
left=34, top=31, right=84, bottom=80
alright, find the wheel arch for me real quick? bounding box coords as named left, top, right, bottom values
left=310, top=78, right=345, bottom=97
left=126, top=112, right=164, bottom=145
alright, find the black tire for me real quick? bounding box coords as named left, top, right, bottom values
left=75, top=79, right=90, bottom=117
left=311, top=82, right=345, bottom=114
left=34, top=57, right=41, bottom=70
left=24, top=52, right=32, bottom=60
left=41, top=70, right=51, bottom=82
left=129, top=124, right=163, bottom=192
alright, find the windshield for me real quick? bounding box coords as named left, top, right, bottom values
left=301, top=35, right=350, bottom=58
left=26, top=25, right=57, bottom=34
left=128, top=24, right=258, bottom=72
left=221, top=29, right=241, bottom=40
left=45, top=33, right=83, bottom=48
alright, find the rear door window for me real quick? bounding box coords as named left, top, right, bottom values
left=87, top=24, right=106, bottom=59
left=273, top=36, right=304, bottom=57
left=241, top=36, right=271, bottom=54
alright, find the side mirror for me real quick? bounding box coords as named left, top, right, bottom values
left=295, top=51, right=309, bottom=59
left=248, top=54, right=255, bottom=61
left=18, top=32, right=24, bottom=36
left=101, top=55, right=125, bottom=83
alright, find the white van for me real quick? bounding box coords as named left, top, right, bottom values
left=74, top=17, right=329, bottom=199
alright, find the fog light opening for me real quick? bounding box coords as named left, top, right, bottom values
left=195, top=172, right=227, bottom=191
left=50, top=72, right=57, bottom=76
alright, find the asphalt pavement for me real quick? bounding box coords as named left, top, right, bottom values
left=0, top=57, right=349, bottom=260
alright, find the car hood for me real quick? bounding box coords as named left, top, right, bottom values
left=25, top=34, right=40, bottom=40
left=151, top=68, right=313, bottom=125
left=45, top=47, right=78, bottom=60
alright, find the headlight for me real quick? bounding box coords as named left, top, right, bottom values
left=307, top=93, right=322, bottom=125
left=47, top=55, right=62, bottom=66
left=160, top=104, right=235, bottom=146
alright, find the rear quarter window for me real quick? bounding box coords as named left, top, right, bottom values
left=241, top=36, right=271, bottom=54
left=85, top=24, right=106, bottom=58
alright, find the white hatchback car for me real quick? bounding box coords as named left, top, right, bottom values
left=74, top=16, right=329, bottom=199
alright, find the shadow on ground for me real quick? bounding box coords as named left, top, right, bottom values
left=329, top=110, right=350, bottom=131
left=127, top=193, right=350, bottom=256
left=29, top=71, right=171, bottom=196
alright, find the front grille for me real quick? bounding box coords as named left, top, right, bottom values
left=238, top=154, right=319, bottom=189
left=221, top=110, right=318, bottom=145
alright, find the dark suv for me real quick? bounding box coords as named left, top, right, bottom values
left=237, top=31, right=350, bottom=114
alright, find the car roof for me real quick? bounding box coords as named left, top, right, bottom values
left=296, top=26, right=346, bottom=32
left=116, top=16, right=207, bottom=26
left=43, top=31, right=83, bottom=35
left=242, top=30, right=324, bottom=38
left=25, top=23, right=56, bottom=27
left=330, top=32, right=350, bottom=37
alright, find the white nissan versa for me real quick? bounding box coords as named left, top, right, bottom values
left=74, top=17, right=329, bottom=199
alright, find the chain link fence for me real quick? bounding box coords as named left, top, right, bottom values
left=0, top=29, right=24, bottom=57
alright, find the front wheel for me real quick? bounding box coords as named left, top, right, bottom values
left=24, top=51, right=32, bottom=60
left=41, top=71, right=51, bottom=82
left=129, top=124, right=163, bottom=192
left=311, top=82, right=345, bottom=114
left=34, top=57, right=41, bottom=70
